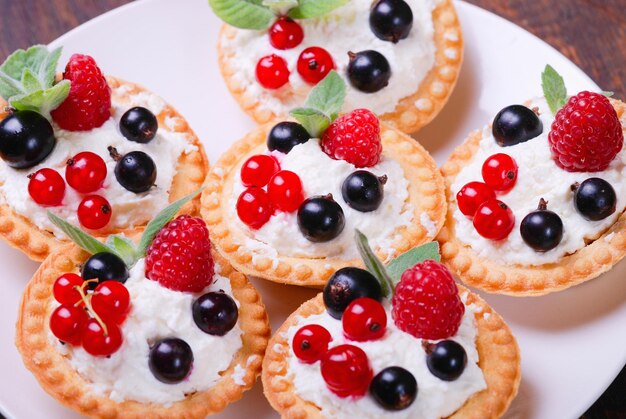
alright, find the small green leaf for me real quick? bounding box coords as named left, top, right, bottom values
left=48, top=212, right=114, bottom=256
left=0, top=45, right=49, bottom=80
left=386, top=242, right=441, bottom=284
left=11, top=80, right=70, bottom=116
left=288, top=0, right=349, bottom=19
left=40, top=46, right=62, bottom=87
left=136, top=189, right=203, bottom=256
left=290, top=107, right=330, bottom=138
left=262, top=0, right=297, bottom=14
left=304, top=70, right=346, bottom=119
left=106, top=235, right=139, bottom=266
left=541, top=64, right=567, bottom=114
left=602, top=91, right=614, bottom=98
left=0, top=70, right=23, bottom=99
left=208, top=0, right=275, bottom=30
left=355, top=229, right=393, bottom=298
left=21, top=69, right=42, bottom=92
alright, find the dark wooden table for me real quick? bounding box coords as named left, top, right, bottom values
left=0, top=1, right=624, bottom=418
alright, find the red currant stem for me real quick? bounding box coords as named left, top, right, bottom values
left=66, top=158, right=75, bottom=167
left=378, top=175, right=388, bottom=185
left=101, top=205, right=111, bottom=214
left=538, top=198, right=548, bottom=211
left=76, top=279, right=109, bottom=336
left=506, top=171, right=515, bottom=180
left=107, top=146, right=122, bottom=162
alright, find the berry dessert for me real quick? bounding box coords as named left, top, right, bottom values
left=15, top=193, right=270, bottom=417
left=201, top=72, right=445, bottom=286
left=211, top=0, right=463, bottom=133
left=262, top=232, right=520, bottom=418
left=438, top=65, right=626, bottom=295
left=0, top=45, right=208, bottom=261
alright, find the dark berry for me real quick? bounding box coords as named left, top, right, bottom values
left=0, top=110, right=55, bottom=169
left=297, top=194, right=345, bottom=242
left=267, top=121, right=310, bottom=153
left=110, top=147, right=156, bottom=193
left=149, top=338, right=194, bottom=384
left=426, top=340, right=467, bottom=381
left=520, top=198, right=563, bottom=252
left=120, top=106, right=158, bottom=143
left=370, top=366, right=417, bottom=410
left=341, top=171, right=386, bottom=212
left=323, top=267, right=382, bottom=319
left=347, top=50, right=391, bottom=93
left=492, top=105, right=543, bottom=147
left=369, top=0, right=414, bottom=43
left=573, top=178, right=617, bottom=221
left=192, top=292, right=239, bottom=336
left=81, top=252, right=129, bottom=290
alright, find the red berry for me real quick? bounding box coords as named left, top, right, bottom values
left=49, top=305, right=88, bottom=345
left=297, top=47, right=335, bottom=85
left=240, top=154, right=280, bottom=187
left=549, top=91, right=623, bottom=172
left=269, top=17, right=304, bottom=50
left=267, top=170, right=304, bottom=212
left=321, top=344, right=372, bottom=398
left=392, top=260, right=465, bottom=340
left=456, top=181, right=496, bottom=217
left=473, top=199, right=515, bottom=240
left=292, top=324, right=332, bottom=364
left=481, top=153, right=518, bottom=193
left=53, top=273, right=84, bottom=306
left=321, top=109, right=382, bottom=168
left=342, top=297, right=387, bottom=342
left=65, top=151, right=107, bottom=193
left=28, top=168, right=65, bottom=206
left=51, top=54, right=111, bottom=131
left=78, top=195, right=112, bottom=230
left=145, top=215, right=214, bottom=292
left=236, top=187, right=273, bottom=229
left=91, top=281, right=131, bottom=324
left=256, top=54, right=290, bottom=89
left=81, top=319, right=123, bottom=356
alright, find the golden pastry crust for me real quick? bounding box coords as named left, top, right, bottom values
left=217, top=0, right=463, bottom=134
left=15, top=244, right=270, bottom=419
left=0, top=76, right=209, bottom=262
left=437, top=99, right=626, bottom=296
left=201, top=122, right=446, bottom=287
left=262, top=287, right=521, bottom=419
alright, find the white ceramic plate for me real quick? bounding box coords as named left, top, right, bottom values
left=1, top=0, right=624, bottom=418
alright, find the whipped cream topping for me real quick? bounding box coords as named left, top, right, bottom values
left=452, top=98, right=626, bottom=265
left=221, top=0, right=437, bottom=115
left=0, top=84, right=198, bottom=238
left=286, top=300, right=486, bottom=419
left=52, top=259, right=243, bottom=405
left=230, top=139, right=414, bottom=261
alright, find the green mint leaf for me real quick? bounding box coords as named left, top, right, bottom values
left=11, top=80, right=70, bottom=117
left=304, top=70, right=346, bottom=120
left=136, top=189, right=203, bottom=256
left=290, top=107, right=330, bottom=138
left=21, top=69, right=42, bottom=92
left=602, top=91, right=614, bottom=98
left=208, top=0, right=275, bottom=30
left=355, top=229, right=393, bottom=298
left=288, top=0, right=349, bottom=19
left=0, top=45, right=49, bottom=81
left=262, top=0, right=297, bottom=14
left=0, top=70, right=23, bottom=99
left=106, top=235, right=139, bottom=267
left=48, top=212, right=115, bottom=256
left=541, top=64, right=567, bottom=114
left=40, top=46, right=62, bottom=87
left=386, top=242, right=441, bottom=285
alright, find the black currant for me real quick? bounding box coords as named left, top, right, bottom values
left=573, top=178, right=617, bottom=221
left=369, top=0, right=414, bottom=43
left=342, top=171, right=386, bottom=212
left=149, top=338, right=194, bottom=384
left=520, top=198, right=563, bottom=252
left=426, top=340, right=467, bottom=381
left=120, top=106, right=158, bottom=143
left=492, top=105, right=543, bottom=147
left=297, top=194, right=345, bottom=242
left=109, top=147, right=157, bottom=193
left=267, top=121, right=310, bottom=153
left=323, top=267, right=382, bottom=319
left=192, top=292, right=239, bottom=336
left=370, top=366, right=417, bottom=410
left=81, top=252, right=129, bottom=290
left=0, top=110, right=56, bottom=169
left=347, top=50, right=391, bottom=93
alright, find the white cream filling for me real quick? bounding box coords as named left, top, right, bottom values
left=452, top=98, right=626, bottom=265
left=221, top=0, right=436, bottom=115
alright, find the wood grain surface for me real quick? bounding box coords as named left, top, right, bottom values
left=0, top=0, right=624, bottom=418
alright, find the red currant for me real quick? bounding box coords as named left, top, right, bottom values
left=269, top=17, right=304, bottom=50
left=321, top=344, right=372, bottom=398
left=49, top=305, right=88, bottom=345
left=240, top=154, right=280, bottom=188
left=293, top=324, right=332, bottom=364
left=297, top=47, right=335, bottom=84
left=65, top=152, right=107, bottom=193
left=82, top=318, right=123, bottom=356
left=342, top=297, right=387, bottom=342
left=78, top=195, right=112, bottom=230
left=27, top=168, right=65, bottom=206
left=481, top=153, right=518, bottom=193
left=53, top=273, right=84, bottom=306
left=456, top=181, right=496, bottom=218
left=91, top=281, right=131, bottom=324
left=256, top=54, right=290, bottom=89
left=473, top=199, right=515, bottom=240
left=268, top=170, right=304, bottom=212
left=236, top=187, right=273, bottom=229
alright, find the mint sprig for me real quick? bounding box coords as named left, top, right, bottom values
left=541, top=64, right=567, bottom=115
left=0, top=45, right=69, bottom=117
left=288, top=0, right=349, bottom=19
left=355, top=229, right=394, bottom=298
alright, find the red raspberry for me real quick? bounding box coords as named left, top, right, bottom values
left=392, top=260, right=465, bottom=340
left=548, top=91, right=623, bottom=172
left=145, top=215, right=214, bottom=293
left=51, top=54, right=111, bottom=131
left=321, top=109, right=382, bottom=168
